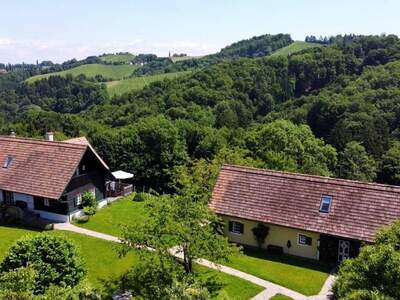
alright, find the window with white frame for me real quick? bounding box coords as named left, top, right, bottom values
left=44, top=198, right=50, bottom=207
left=228, top=221, right=244, bottom=235
left=3, top=155, right=14, bottom=169
left=298, top=234, right=312, bottom=246
left=74, top=194, right=82, bottom=207
left=319, top=195, right=332, bottom=213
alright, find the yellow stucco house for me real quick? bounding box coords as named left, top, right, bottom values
left=209, top=165, right=400, bottom=263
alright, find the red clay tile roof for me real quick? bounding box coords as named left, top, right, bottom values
left=0, top=136, right=106, bottom=200
left=210, top=164, right=400, bottom=242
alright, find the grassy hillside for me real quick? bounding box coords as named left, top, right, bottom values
left=107, top=71, right=191, bottom=96
left=169, top=55, right=203, bottom=63
left=99, top=53, right=135, bottom=63
left=26, top=63, right=138, bottom=83
left=270, top=41, right=322, bottom=57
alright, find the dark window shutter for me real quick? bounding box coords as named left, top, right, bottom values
left=238, top=223, right=244, bottom=234
left=228, top=221, right=233, bottom=232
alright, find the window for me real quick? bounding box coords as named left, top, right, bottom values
left=228, top=221, right=244, bottom=235
left=44, top=198, right=50, bottom=206
left=298, top=234, right=312, bottom=246
left=3, top=155, right=14, bottom=169
left=74, top=194, right=82, bottom=207
left=74, top=167, right=80, bottom=176
left=320, top=195, right=332, bottom=213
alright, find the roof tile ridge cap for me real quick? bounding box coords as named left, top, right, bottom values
left=221, top=164, right=400, bottom=192
left=0, top=136, right=87, bottom=149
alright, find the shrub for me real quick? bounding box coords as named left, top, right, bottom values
left=0, top=234, right=86, bottom=294
left=3, top=206, right=24, bottom=224
left=82, top=191, right=97, bottom=207
left=133, top=192, right=149, bottom=202
left=252, top=223, right=269, bottom=248
left=82, top=191, right=97, bottom=216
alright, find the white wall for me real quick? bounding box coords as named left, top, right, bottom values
left=13, top=192, right=34, bottom=210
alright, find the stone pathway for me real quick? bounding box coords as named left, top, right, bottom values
left=54, top=223, right=334, bottom=300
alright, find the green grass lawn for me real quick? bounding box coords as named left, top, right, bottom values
left=0, top=224, right=262, bottom=299
left=26, top=63, right=138, bottom=83
left=270, top=294, right=293, bottom=300
left=197, top=265, right=263, bottom=299
left=99, top=53, right=135, bottom=63
left=106, top=71, right=191, bottom=96
left=226, top=247, right=331, bottom=296
left=270, top=41, right=322, bottom=57
left=74, top=194, right=148, bottom=237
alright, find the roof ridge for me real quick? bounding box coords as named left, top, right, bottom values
left=0, top=135, right=87, bottom=150
left=222, top=164, right=400, bottom=192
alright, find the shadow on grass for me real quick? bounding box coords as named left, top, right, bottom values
left=240, top=246, right=334, bottom=273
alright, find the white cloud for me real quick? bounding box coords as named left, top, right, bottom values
left=0, top=37, right=219, bottom=64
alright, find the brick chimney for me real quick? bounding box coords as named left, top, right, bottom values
left=45, top=132, right=54, bottom=142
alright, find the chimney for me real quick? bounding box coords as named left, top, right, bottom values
left=45, top=132, right=54, bottom=142
left=9, top=130, right=16, bottom=138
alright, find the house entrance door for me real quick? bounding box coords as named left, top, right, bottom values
left=338, top=240, right=350, bottom=262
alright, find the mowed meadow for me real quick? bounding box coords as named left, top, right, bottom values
left=106, top=71, right=191, bottom=96
left=26, top=63, right=138, bottom=83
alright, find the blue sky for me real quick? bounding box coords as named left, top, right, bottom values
left=1, top=0, right=399, bottom=63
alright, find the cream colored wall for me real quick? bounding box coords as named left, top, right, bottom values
left=222, top=216, right=320, bottom=260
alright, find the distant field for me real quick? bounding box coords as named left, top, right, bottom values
left=169, top=55, right=203, bottom=63
left=99, top=53, right=135, bottom=63
left=270, top=41, right=322, bottom=57
left=107, top=71, right=191, bottom=96
left=26, top=63, right=139, bottom=83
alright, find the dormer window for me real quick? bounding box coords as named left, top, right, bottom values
left=3, top=155, right=14, bottom=169
left=320, top=195, right=332, bottom=213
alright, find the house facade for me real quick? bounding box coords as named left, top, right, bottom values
left=210, top=165, right=400, bottom=263
left=0, top=134, right=113, bottom=222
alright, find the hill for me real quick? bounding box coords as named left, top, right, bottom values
left=99, top=53, right=135, bottom=63
left=270, top=41, right=322, bottom=57
left=26, top=63, right=138, bottom=83
left=106, top=71, right=191, bottom=96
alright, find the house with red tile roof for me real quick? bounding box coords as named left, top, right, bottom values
left=0, top=133, right=114, bottom=222
left=210, top=164, right=400, bottom=263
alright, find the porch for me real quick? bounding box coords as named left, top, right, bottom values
left=318, top=234, right=361, bottom=263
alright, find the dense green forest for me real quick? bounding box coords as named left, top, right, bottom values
left=1, top=33, right=400, bottom=191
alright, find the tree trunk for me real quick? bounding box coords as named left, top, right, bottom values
left=183, top=248, right=193, bottom=273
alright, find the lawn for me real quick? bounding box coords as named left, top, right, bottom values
left=74, top=194, right=148, bottom=237
left=0, top=224, right=263, bottom=299
left=226, top=247, right=331, bottom=296
left=26, top=63, right=138, bottom=83
left=106, top=71, right=191, bottom=96
left=270, top=294, right=293, bottom=300
left=99, top=53, right=135, bottom=63
left=270, top=41, right=322, bottom=57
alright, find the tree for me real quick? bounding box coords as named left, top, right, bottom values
left=333, top=244, right=400, bottom=299
left=251, top=120, right=337, bottom=176
left=333, top=221, right=400, bottom=299
left=0, top=234, right=86, bottom=294
left=122, top=192, right=235, bottom=274
left=338, top=141, right=377, bottom=181
left=379, top=143, right=400, bottom=185
left=252, top=223, right=270, bottom=248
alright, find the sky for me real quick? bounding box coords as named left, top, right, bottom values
left=1, top=0, right=400, bottom=64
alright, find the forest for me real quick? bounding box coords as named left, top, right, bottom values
left=1, top=33, right=400, bottom=192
